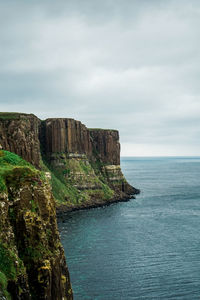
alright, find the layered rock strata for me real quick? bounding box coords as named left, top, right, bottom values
left=0, top=113, right=139, bottom=212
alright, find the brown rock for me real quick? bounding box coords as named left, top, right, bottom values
left=0, top=163, right=73, bottom=299
left=89, top=129, right=120, bottom=165
left=0, top=113, right=41, bottom=168
left=42, top=118, right=92, bottom=158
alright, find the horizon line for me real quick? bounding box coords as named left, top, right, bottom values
left=120, top=155, right=200, bottom=158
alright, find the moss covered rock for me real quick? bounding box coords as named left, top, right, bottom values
left=0, top=150, right=72, bottom=299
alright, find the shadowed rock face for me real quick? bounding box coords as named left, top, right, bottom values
left=43, top=118, right=92, bottom=158
left=0, top=113, right=41, bottom=168
left=89, top=129, right=120, bottom=165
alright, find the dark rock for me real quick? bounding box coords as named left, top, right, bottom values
left=89, top=129, right=120, bottom=165
left=0, top=113, right=41, bottom=168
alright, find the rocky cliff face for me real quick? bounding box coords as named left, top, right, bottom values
left=89, top=129, right=120, bottom=165
left=42, top=118, right=92, bottom=159
left=0, top=113, right=139, bottom=211
left=89, top=129, right=137, bottom=196
left=0, top=150, right=72, bottom=299
left=0, top=113, right=41, bottom=168
left=0, top=112, right=139, bottom=298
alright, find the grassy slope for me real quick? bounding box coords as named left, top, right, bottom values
left=41, top=156, right=114, bottom=206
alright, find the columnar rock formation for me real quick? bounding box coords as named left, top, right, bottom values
left=43, top=118, right=92, bottom=157
left=0, top=112, right=139, bottom=211
left=0, top=112, right=139, bottom=298
left=89, top=129, right=120, bottom=165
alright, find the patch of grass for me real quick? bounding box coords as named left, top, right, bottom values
left=101, top=183, right=114, bottom=199
left=50, top=171, right=80, bottom=204
left=0, top=270, right=11, bottom=300
left=0, top=243, right=17, bottom=280
left=0, top=270, right=8, bottom=290
left=40, top=154, right=115, bottom=205
left=0, top=151, right=44, bottom=193
left=79, top=160, right=92, bottom=175
left=0, top=112, right=21, bottom=120
left=0, top=112, right=31, bottom=120
left=40, top=158, right=81, bottom=204
left=89, top=128, right=118, bottom=132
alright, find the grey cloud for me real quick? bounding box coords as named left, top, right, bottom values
left=0, top=0, right=200, bottom=155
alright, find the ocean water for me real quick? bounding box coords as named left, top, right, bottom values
left=58, top=157, right=200, bottom=300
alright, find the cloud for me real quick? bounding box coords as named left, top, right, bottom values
left=0, top=0, right=200, bottom=155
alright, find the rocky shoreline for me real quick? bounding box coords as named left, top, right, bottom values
left=57, top=189, right=140, bottom=217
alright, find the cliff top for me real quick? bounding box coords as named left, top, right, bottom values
left=89, top=128, right=118, bottom=132
left=0, top=113, right=119, bottom=133
left=0, top=112, right=37, bottom=120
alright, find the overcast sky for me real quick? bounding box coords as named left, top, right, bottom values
left=0, top=0, right=200, bottom=156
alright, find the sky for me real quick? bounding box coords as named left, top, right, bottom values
left=0, top=0, right=200, bottom=156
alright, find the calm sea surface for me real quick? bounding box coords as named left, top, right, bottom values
left=58, top=157, right=200, bottom=300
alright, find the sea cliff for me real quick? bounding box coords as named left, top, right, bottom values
left=0, top=113, right=139, bottom=212
left=0, top=150, right=72, bottom=299
left=0, top=112, right=139, bottom=299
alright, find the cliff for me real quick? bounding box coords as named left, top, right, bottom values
left=0, top=113, right=41, bottom=168
left=0, top=150, right=72, bottom=299
left=0, top=112, right=139, bottom=299
left=0, top=113, right=139, bottom=212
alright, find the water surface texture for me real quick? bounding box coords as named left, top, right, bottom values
left=59, top=157, right=200, bottom=299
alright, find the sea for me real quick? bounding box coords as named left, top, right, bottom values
left=58, top=157, right=200, bottom=300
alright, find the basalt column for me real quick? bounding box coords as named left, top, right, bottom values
left=89, top=129, right=138, bottom=195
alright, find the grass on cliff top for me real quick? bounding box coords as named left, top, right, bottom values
left=0, top=112, right=34, bottom=120
left=0, top=150, right=41, bottom=192
left=0, top=112, right=22, bottom=120
left=88, top=128, right=118, bottom=132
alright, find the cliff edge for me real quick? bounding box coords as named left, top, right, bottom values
left=0, top=150, right=72, bottom=299
left=0, top=113, right=139, bottom=213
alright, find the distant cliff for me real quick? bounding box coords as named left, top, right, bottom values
left=0, top=150, right=72, bottom=299
left=0, top=112, right=139, bottom=212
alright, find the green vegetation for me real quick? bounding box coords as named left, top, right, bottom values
left=0, top=112, right=22, bottom=120
left=0, top=112, right=33, bottom=120
left=0, top=243, right=17, bottom=280
left=0, top=150, right=72, bottom=299
left=0, top=270, right=11, bottom=300
left=51, top=171, right=80, bottom=204
left=0, top=241, right=25, bottom=300
left=0, top=150, right=44, bottom=193
left=88, top=128, right=118, bottom=132
left=40, top=153, right=115, bottom=205
left=101, top=183, right=114, bottom=199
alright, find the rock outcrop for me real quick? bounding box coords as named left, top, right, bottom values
left=89, top=129, right=120, bottom=165
left=0, top=113, right=139, bottom=212
left=0, top=150, right=72, bottom=299
left=0, top=113, right=41, bottom=168
left=42, top=118, right=92, bottom=160
left=0, top=112, right=139, bottom=299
